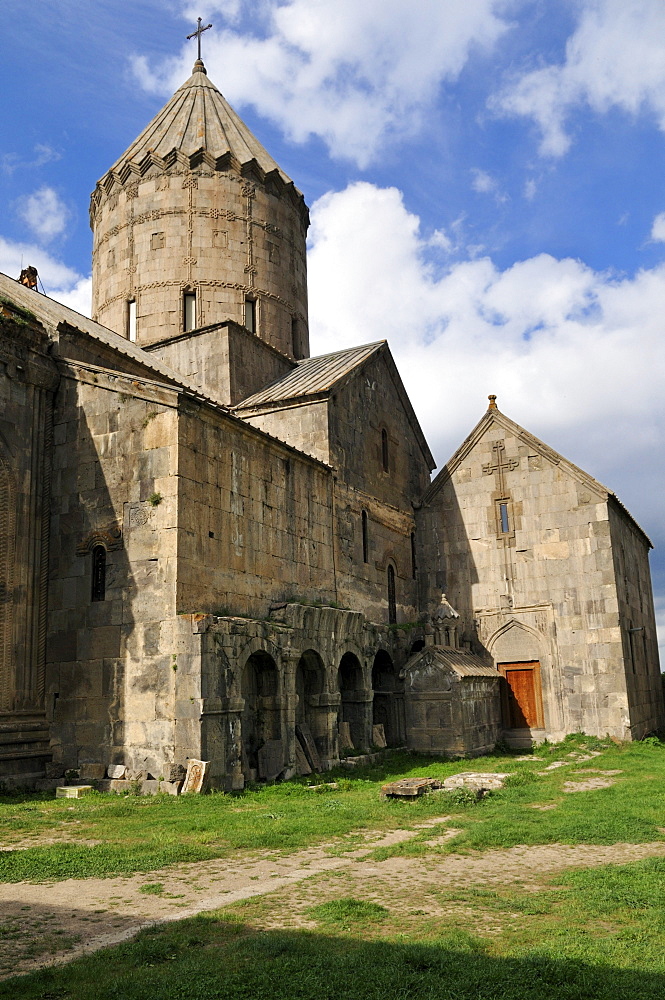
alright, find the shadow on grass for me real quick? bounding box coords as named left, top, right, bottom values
left=1, top=911, right=664, bottom=1000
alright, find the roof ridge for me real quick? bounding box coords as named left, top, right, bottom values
left=295, top=341, right=386, bottom=365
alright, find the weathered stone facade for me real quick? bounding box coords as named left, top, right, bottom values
left=0, top=59, right=662, bottom=787
left=417, top=405, right=663, bottom=744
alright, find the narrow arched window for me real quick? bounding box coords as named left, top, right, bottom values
left=361, top=510, right=369, bottom=564
left=127, top=300, right=136, bottom=342
left=410, top=532, right=416, bottom=579
left=183, top=292, right=196, bottom=332
left=291, top=316, right=299, bottom=357
left=91, top=545, right=106, bottom=602
left=245, top=297, right=256, bottom=333
left=381, top=428, right=389, bottom=472
left=387, top=564, right=396, bottom=624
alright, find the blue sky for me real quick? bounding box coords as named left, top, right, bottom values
left=1, top=0, right=663, bottom=655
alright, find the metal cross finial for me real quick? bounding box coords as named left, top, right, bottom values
left=187, top=17, right=213, bottom=61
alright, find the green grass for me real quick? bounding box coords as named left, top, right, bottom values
left=2, top=856, right=665, bottom=998
left=307, top=897, right=389, bottom=928
left=0, top=735, right=663, bottom=883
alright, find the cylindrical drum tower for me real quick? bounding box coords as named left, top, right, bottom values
left=89, top=59, right=310, bottom=361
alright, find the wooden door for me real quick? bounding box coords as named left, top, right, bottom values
left=500, top=662, right=541, bottom=729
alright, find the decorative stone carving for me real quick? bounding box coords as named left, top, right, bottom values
left=76, top=523, right=123, bottom=555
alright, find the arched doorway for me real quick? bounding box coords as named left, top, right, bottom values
left=490, top=622, right=545, bottom=732
left=296, top=649, right=328, bottom=758
left=372, top=649, right=404, bottom=746
left=240, top=651, right=281, bottom=780
left=338, top=652, right=365, bottom=750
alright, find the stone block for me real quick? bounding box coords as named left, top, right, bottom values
left=339, top=721, right=354, bottom=751
left=56, top=785, right=94, bottom=798
left=372, top=724, right=387, bottom=748
left=295, top=724, right=321, bottom=772
left=182, top=758, right=209, bottom=794
left=79, top=763, right=106, bottom=781
left=257, top=739, right=285, bottom=781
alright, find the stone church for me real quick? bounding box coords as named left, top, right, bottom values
left=1, top=56, right=662, bottom=788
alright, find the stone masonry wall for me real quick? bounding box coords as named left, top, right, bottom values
left=46, top=364, right=181, bottom=774
left=145, top=321, right=295, bottom=407
left=175, top=405, right=337, bottom=619
left=0, top=311, right=58, bottom=780
left=608, top=502, right=664, bottom=736
left=421, top=414, right=634, bottom=740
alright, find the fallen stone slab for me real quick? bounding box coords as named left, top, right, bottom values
left=341, top=751, right=388, bottom=768
left=381, top=777, right=443, bottom=799
left=563, top=777, right=616, bottom=792
left=442, top=772, right=509, bottom=792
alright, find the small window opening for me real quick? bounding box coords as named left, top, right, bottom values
left=410, top=532, right=417, bottom=579
left=361, top=510, right=369, bottom=564
left=91, top=545, right=106, bottom=602
left=184, top=293, right=196, bottom=332
left=499, top=502, right=510, bottom=533
left=291, top=316, right=298, bottom=357
left=245, top=297, right=256, bottom=333
left=381, top=428, right=389, bottom=472
left=127, top=300, right=136, bottom=342
left=387, top=564, right=396, bottom=624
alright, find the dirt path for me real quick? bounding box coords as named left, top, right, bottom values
left=2, top=819, right=665, bottom=981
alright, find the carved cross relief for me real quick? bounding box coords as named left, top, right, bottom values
left=482, top=440, right=518, bottom=495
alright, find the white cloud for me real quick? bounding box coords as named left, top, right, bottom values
left=524, top=178, right=537, bottom=200
left=307, top=182, right=665, bottom=547
left=650, top=212, right=665, bottom=242
left=1, top=143, right=61, bottom=176
left=494, top=0, right=665, bottom=156
left=0, top=236, right=91, bottom=315
left=471, top=169, right=496, bottom=194
left=16, top=187, right=70, bottom=243
left=134, top=0, right=512, bottom=168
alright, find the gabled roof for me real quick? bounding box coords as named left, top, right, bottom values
left=0, top=271, right=222, bottom=403
left=104, top=61, right=293, bottom=186
left=401, top=645, right=499, bottom=679
left=421, top=401, right=652, bottom=546
left=235, top=342, right=384, bottom=409
left=235, top=340, right=435, bottom=469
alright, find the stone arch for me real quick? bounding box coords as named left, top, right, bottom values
left=338, top=651, right=365, bottom=750
left=0, top=455, right=16, bottom=713
left=372, top=648, right=404, bottom=746
left=296, top=649, right=328, bottom=752
left=233, top=635, right=282, bottom=697
left=240, top=650, right=281, bottom=780
left=487, top=620, right=546, bottom=731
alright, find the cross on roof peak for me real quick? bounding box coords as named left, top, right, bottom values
left=187, top=16, right=212, bottom=64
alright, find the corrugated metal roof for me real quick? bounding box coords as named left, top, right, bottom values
left=107, top=63, right=291, bottom=184
left=402, top=646, right=499, bottom=678
left=236, top=341, right=385, bottom=410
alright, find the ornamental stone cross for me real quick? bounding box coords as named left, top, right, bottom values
left=187, top=17, right=212, bottom=61
left=482, top=440, right=518, bottom=494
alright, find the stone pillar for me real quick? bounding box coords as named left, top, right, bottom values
left=280, top=650, right=300, bottom=776
left=317, top=691, right=341, bottom=766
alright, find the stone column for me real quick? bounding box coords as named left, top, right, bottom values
left=317, top=691, right=341, bottom=766
left=280, top=650, right=300, bottom=777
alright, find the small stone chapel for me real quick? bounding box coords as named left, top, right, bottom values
left=0, top=51, right=662, bottom=788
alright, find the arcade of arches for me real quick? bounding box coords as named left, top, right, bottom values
left=223, top=619, right=409, bottom=784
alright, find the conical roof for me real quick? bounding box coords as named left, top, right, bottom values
left=106, top=60, right=293, bottom=185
